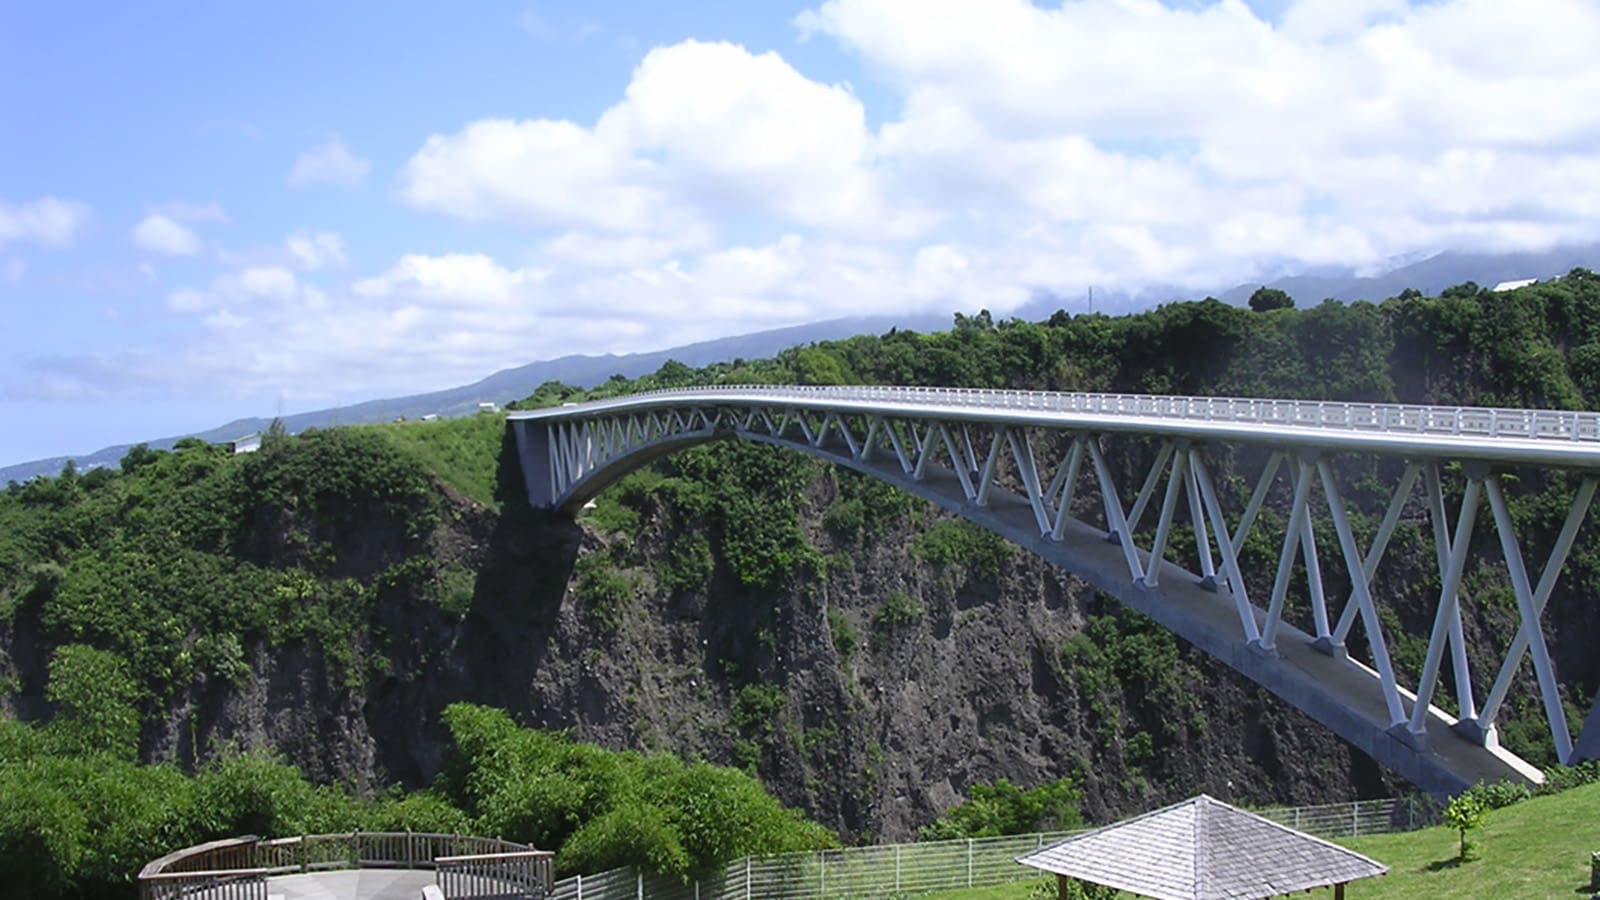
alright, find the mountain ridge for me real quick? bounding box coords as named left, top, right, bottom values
left=8, top=241, right=1598, bottom=484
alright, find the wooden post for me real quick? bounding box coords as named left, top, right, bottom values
left=1057, top=874, right=1069, bottom=900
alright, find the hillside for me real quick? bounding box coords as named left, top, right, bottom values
left=4, top=275, right=1600, bottom=892
left=0, top=314, right=944, bottom=486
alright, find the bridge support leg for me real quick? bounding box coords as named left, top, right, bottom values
left=1472, top=477, right=1596, bottom=760
left=1575, top=686, right=1600, bottom=763
left=1407, top=474, right=1483, bottom=746
left=510, top=420, right=556, bottom=508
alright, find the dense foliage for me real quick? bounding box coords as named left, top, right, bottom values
left=0, top=703, right=831, bottom=897
left=918, top=776, right=1083, bottom=840
left=437, top=704, right=833, bottom=879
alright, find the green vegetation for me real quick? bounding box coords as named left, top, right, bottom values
left=1, top=427, right=442, bottom=707
left=439, top=704, right=831, bottom=879
left=828, top=609, right=858, bottom=662
left=919, top=776, right=1083, bottom=840
left=363, top=412, right=507, bottom=509
left=571, top=550, right=636, bottom=631
left=0, top=703, right=833, bottom=897
left=913, top=520, right=1013, bottom=576
left=875, top=591, right=925, bottom=629
left=1443, top=787, right=1487, bottom=861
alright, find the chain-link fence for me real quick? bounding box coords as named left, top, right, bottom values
left=546, top=796, right=1438, bottom=900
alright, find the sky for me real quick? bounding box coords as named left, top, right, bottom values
left=4, top=0, right=1600, bottom=467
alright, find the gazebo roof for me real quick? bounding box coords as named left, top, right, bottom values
left=1015, top=794, right=1387, bottom=900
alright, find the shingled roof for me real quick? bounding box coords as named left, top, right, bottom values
left=1015, top=794, right=1387, bottom=900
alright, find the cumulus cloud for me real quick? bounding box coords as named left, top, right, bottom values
left=288, top=138, right=371, bottom=188
left=285, top=230, right=348, bottom=270
left=0, top=197, right=92, bottom=246
left=132, top=214, right=202, bottom=256
left=400, top=40, right=905, bottom=236
left=353, top=253, right=546, bottom=306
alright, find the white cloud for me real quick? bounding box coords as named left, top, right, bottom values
left=0, top=197, right=91, bottom=246
left=288, top=138, right=371, bottom=188
left=353, top=253, right=545, bottom=306
left=132, top=214, right=202, bottom=256
left=27, top=1, right=1600, bottom=407
left=285, top=230, right=348, bottom=270
left=400, top=40, right=901, bottom=236
left=167, top=265, right=315, bottom=312
left=400, top=118, right=677, bottom=231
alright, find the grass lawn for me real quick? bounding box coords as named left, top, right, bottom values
left=923, top=782, right=1600, bottom=900
left=364, top=413, right=507, bottom=510
left=1315, top=781, right=1600, bottom=898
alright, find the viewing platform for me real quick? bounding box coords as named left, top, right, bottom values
left=137, top=832, right=553, bottom=900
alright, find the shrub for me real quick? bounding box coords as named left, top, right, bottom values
left=912, top=520, right=1012, bottom=576
left=1444, top=788, right=1488, bottom=861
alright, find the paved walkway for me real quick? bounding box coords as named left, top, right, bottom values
left=266, top=870, right=436, bottom=900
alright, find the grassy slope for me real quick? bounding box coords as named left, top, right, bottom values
left=924, top=782, right=1600, bottom=899
left=360, top=412, right=506, bottom=510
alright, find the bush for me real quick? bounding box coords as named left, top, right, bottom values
left=912, top=520, right=1012, bottom=576
left=920, top=777, right=1082, bottom=840
left=875, top=591, right=924, bottom=630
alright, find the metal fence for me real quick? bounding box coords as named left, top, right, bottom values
left=548, top=796, right=1438, bottom=900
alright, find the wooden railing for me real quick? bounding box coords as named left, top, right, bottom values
left=137, top=832, right=554, bottom=900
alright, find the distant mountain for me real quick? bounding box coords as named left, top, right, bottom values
left=0, top=313, right=946, bottom=485
left=10, top=242, right=1600, bottom=486
left=1012, top=244, right=1600, bottom=321
left=1214, top=244, right=1600, bottom=307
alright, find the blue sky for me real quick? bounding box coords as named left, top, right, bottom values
left=3, top=0, right=1598, bottom=467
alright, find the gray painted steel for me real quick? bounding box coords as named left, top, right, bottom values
left=508, top=386, right=1600, bottom=797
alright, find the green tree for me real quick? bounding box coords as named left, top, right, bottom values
left=1247, top=286, right=1294, bottom=312
left=1444, top=788, right=1487, bottom=861
left=44, top=645, right=141, bottom=759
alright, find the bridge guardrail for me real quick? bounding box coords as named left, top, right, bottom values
left=519, top=384, right=1600, bottom=444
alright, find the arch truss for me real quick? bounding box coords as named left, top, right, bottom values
left=510, top=386, right=1600, bottom=796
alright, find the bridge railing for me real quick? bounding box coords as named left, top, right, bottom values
left=528, top=384, right=1600, bottom=443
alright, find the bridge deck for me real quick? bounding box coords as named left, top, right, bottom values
left=509, top=385, right=1600, bottom=470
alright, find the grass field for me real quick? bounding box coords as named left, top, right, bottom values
left=364, top=412, right=507, bottom=509
left=923, top=782, right=1600, bottom=900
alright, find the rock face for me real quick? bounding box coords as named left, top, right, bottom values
left=82, top=458, right=1406, bottom=844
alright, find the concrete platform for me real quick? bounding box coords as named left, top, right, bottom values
left=266, top=870, right=436, bottom=900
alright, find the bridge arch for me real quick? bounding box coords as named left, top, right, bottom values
left=510, top=385, right=1600, bottom=798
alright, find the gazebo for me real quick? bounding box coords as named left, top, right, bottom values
left=1016, top=794, right=1387, bottom=899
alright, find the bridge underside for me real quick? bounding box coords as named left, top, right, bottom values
left=774, top=433, right=1533, bottom=796
left=511, top=397, right=1600, bottom=798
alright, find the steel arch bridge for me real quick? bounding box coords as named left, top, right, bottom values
left=508, top=385, right=1600, bottom=797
